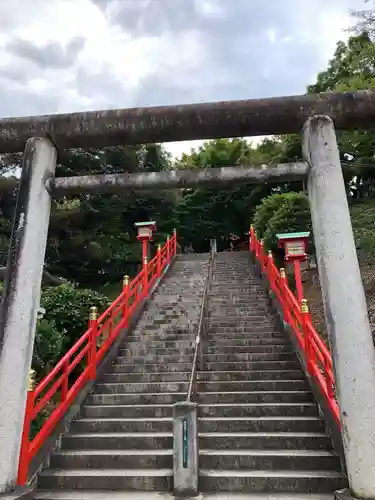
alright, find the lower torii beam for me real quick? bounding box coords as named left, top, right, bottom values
left=49, top=162, right=308, bottom=196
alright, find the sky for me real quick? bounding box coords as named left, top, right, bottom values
left=0, top=0, right=367, bottom=158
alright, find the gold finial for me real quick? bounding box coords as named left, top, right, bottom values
left=250, top=224, right=254, bottom=230
left=28, top=369, right=36, bottom=392
left=301, top=299, right=309, bottom=313
left=268, top=250, right=273, bottom=258
left=143, top=256, right=148, bottom=264
left=157, top=244, right=161, bottom=252
left=123, top=275, right=129, bottom=287
left=173, top=228, right=177, bottom=233
left=260, top=239, right=264, bottom=246
left=167, top=235, right=170, bottom=240
left=89, top=306, right=98, bottom=321
left=280, top=268, right=286, bottom=278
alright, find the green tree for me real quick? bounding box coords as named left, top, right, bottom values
left=307, top=33, right=375, bottom=200
left=253, top=192, right=312, bottom=256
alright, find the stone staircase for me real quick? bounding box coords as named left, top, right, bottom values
left=197, top=251, right=347, bottom=494
left=33, top=250, right=347, bottom=499
left=34, top=255, right=208, bottom=499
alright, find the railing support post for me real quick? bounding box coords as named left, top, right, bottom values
left=0, top=137, right=57, bottom=493
left=157, top=244, right=162, bottom=278
left=143, top=256, right=148, bottom=297
left=303, top=114, right=375, bottom=499
left=17, top=370, right=36, bottom=486
left=172, top=228, right=177, bottom=256
left=88, top=307, right=98, bottom=380
left=122, top=275, right=129, bottom=327
left=301, top=299, right=313, bottom=375
left=267, top=250, right=275, bottom=291
left=173, top=401, right=199, bottom=497
left=280, top=268, right=291, bottom=325
left=166, top=235, right=170, bottom=263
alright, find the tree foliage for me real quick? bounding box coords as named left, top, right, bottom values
left=252, top=192, right=312, bottom=255
left=40, top=283, right=110, bottom=348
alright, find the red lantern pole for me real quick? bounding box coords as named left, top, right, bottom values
left=142, top=238, right=148, bottom=263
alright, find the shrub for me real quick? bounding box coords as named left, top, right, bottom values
left=263, top=192, right=312, bottom=254
left=253, top=193, right=292, bottom=239
left=40, top=283, right=110, bottom=349
left=32, top=319, right=65, bottom=377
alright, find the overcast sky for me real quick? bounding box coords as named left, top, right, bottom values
left=0, top=0, right=367, bottom=157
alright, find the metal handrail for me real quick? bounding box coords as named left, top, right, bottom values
left=186, top=243, right=215, bottom=402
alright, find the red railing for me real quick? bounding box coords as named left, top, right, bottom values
left=249, top=226, right=340, bottom=427
left=17, top=231, right=178, bottom=485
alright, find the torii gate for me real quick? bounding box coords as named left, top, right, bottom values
left=1, top=91, right=375, bottom=500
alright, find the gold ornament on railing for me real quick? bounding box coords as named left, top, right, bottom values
left=28, top=369, right=36, bottom=392
left=301, top=298, right=309, bottom=313
left=280, top=268, right=286, bottom=279
left=89, top=306, right=98, bottom=321
left=123, top=275, right=129, bottom=287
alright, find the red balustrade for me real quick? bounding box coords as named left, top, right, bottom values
left=249, top=226, right=340, bottom=427
left=17, top=231, right=177, bottom=485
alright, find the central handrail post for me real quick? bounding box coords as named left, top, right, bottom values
left=174, top=240, right=216, bottom=497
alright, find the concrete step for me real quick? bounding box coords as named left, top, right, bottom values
left=199, top=417, right=325, bottom=433
left=61, top=432, right=173, bottom=450
left=198, top=403, right=320, bottom=418
left=203, top=345, right=291, bottom=354
left=94, top=380, right=308, bottom=395
left=118, top=347, right=194, bottom=356
left=198, top=370, right=305, bottom=381
left=70, top=417, right=172, bottom=433
left=208, top=316, right=276, bottom=323
left=81, top=404, right=175, bottom=419
left=82, top=402, right=320, bottom=419
left=199, top=469, right=346, bottom=493
left=199, top=432, right=333, bottom=450
left=205, top=338, right=288, bottom=346
left=203, top=361, right=301, bottom=371
left=70, top=416, right=324, bottom=434
left=110, top=362, right=193, bottom=373
left=102, top=372, right=192, bottom=383
left=123, top=340, right=195, bottom=349
left=87, top=391, right=314, bottom=406
left=33, top=491, right=338, bottom=500
left=206, top=328, right=283, bottom=335
left=37, top=468, right=173, bottom=491
left=93, top=381, right=189, bottom=394
left=50, top=449, right=173, bottom=470
left=102, top=369, right=305, bottom=384
left=115, top=354, right=194, bottom=363
left=199, top=449, right=341, bottom=471
left=128, top=334, right=195, bottom=342
left=198, top=381, right=309, bottom=393
left=201, top=353, right=295, bottom=362
left=86, top=392, right=186, bottom=405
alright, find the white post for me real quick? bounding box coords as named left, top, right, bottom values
left=0, top=137, right=57, bottom=493
left=302, top=115, right=375, bottom=499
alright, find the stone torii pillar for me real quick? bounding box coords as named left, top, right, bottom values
left=0, top=137, right=57, bottom=494
left=303, top=115, right=375, bottom=500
